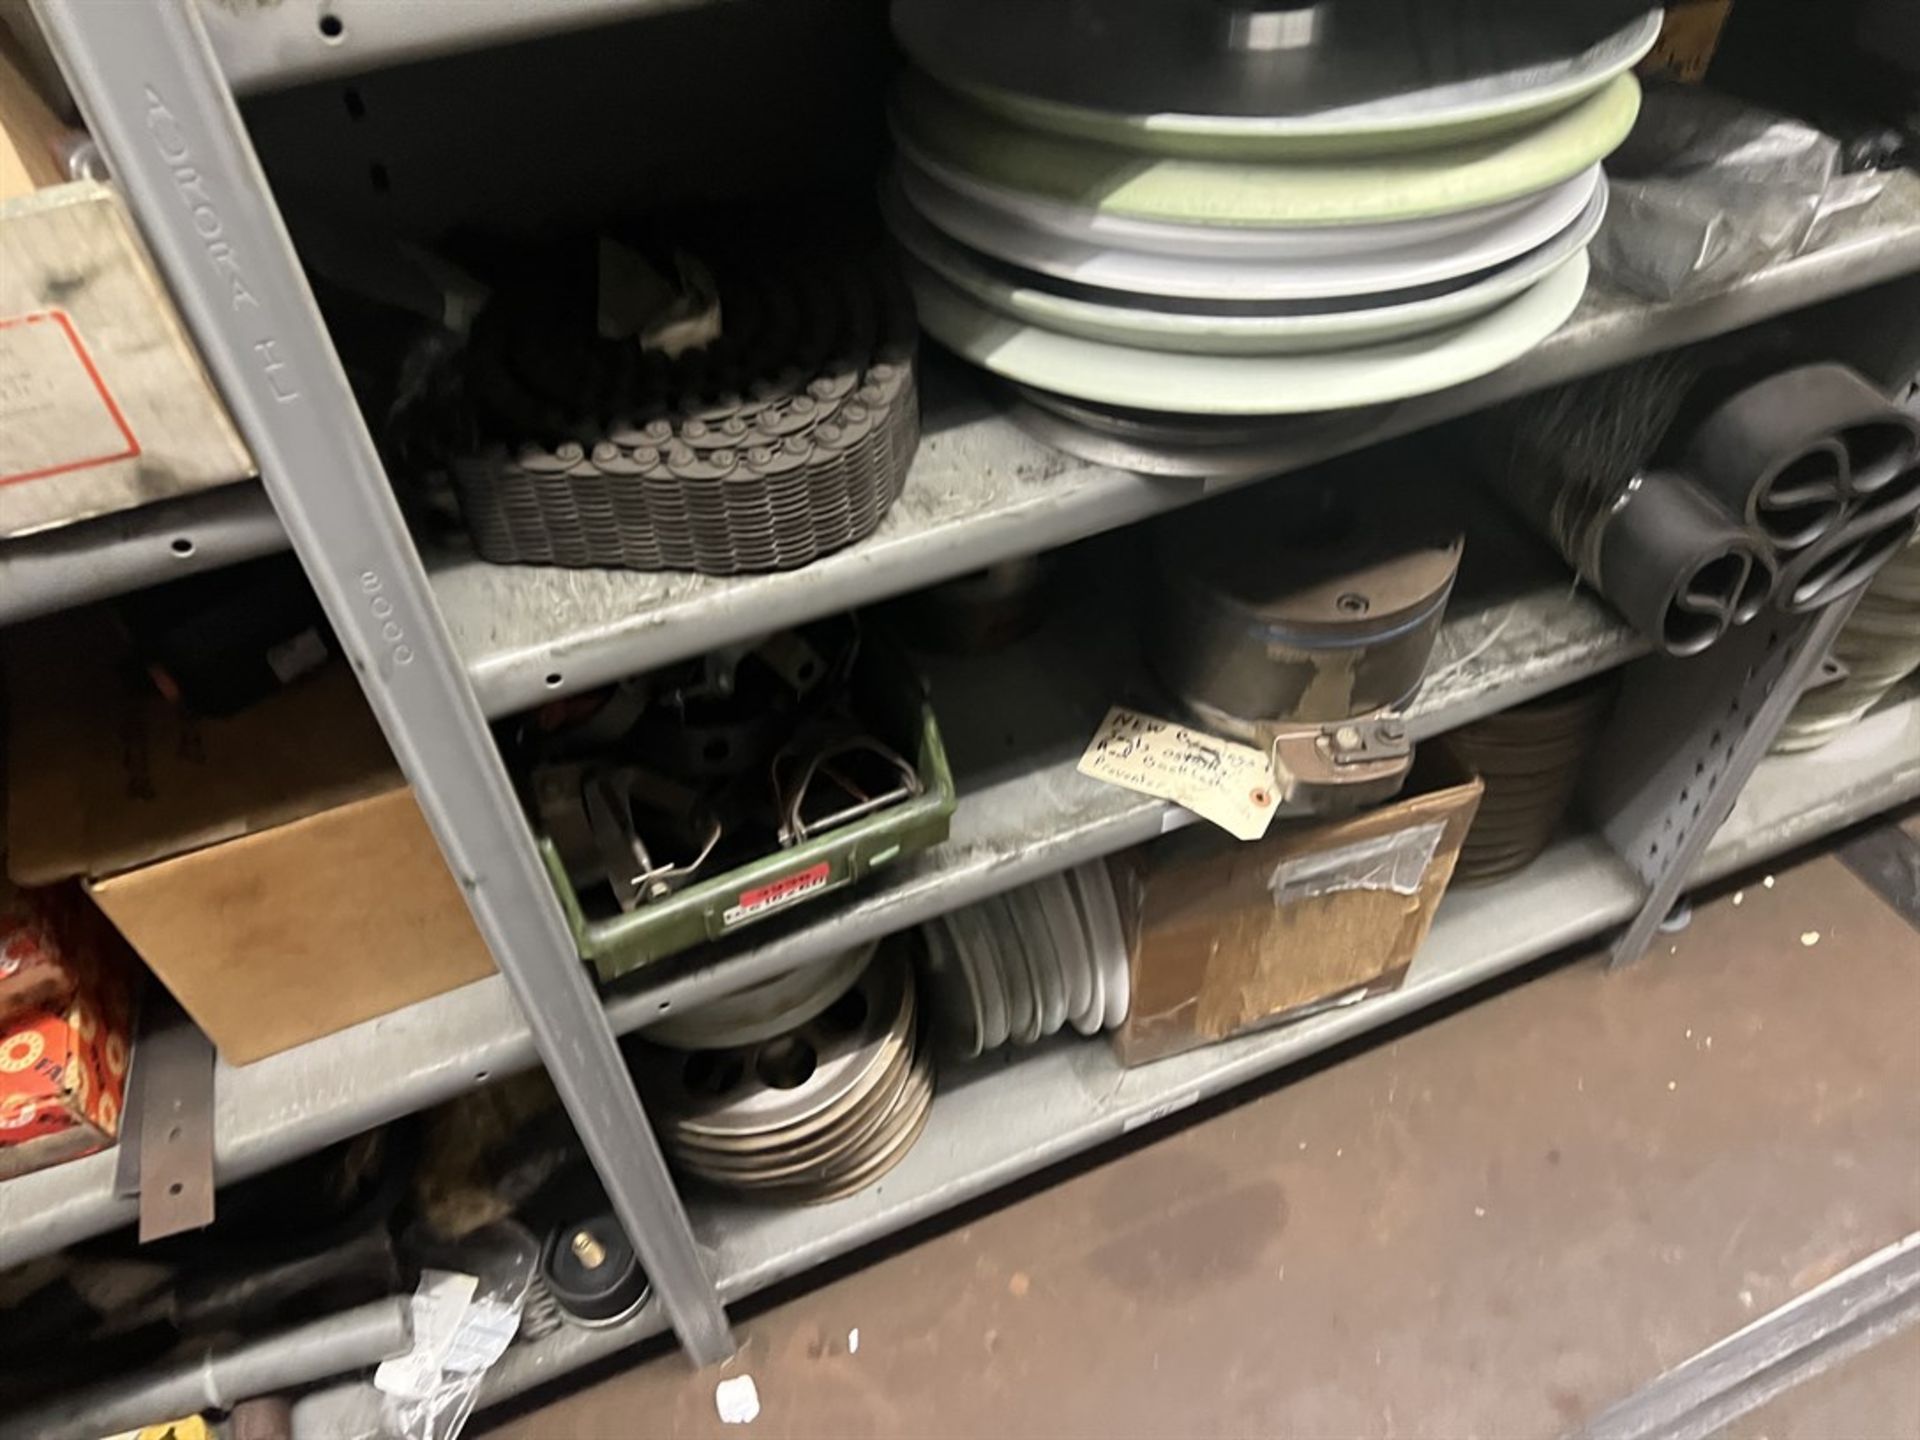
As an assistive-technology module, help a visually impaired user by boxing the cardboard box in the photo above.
[6,619,496,1065]
[1111,752,1483,1068]
[0,180,254,539]
[0,895,134,1180]
[0,878,69,1024]
[0,27,68,204]
[0,878,111,1026]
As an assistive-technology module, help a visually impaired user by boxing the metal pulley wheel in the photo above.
[922,862,1130,1057]
[634,952,934,1203]
[1146,474,1460,800]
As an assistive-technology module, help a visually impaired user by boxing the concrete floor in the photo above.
[485,822,1920,1440]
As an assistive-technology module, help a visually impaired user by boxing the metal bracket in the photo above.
[1585,598,1861,967]
[124,993,217,1242]
[1266,711,1412,808]
[32,0,731,1364]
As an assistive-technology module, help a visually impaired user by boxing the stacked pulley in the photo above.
[632,945,933,1203]
[885,0,1656,440]
[1440,680,1614,882]
[441,242,920,576]
[1776,532,1920,752]
[920,864,1131,1057]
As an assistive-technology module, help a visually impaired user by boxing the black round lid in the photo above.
[541,1212,650,1326]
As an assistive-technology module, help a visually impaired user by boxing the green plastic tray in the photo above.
[541,697,955,985]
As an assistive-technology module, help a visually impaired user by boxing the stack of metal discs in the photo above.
[1442,680,1614,882]
[632,948,932,1202]
[920,863,1130,1057]
[446,249,919,575]
[885,0,1656,441]
[1776,532,1920,752]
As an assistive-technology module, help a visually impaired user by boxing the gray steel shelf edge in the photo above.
[437,172,1920,719]
[195,0,717,95]
[0,578,1634,1268]
[0,482,282,626]
[31,0,730,1363]
[295,690,1920,1437]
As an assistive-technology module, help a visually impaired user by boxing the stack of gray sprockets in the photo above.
[446,250,920,576]
[632,947,933,1203]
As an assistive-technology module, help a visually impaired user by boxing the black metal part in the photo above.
[1592,470,1776,657]
[1680,364,1915,549]
[1837,819,1920,931]
[1775,482,1920,613]
[901,557,1054,654]
[540,1211,651,1328]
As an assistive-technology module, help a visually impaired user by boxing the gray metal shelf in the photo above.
[433,171,1920,720]
[12,177,1914,675]
[293,688,1920,1438]
[0,557,1637,1268]
[0,483,282,626]
[195,0,709,95]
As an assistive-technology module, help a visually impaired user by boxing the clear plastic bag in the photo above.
[1595,84,1887,302]
[377,1223,540,1440]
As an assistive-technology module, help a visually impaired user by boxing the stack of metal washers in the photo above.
[445,251,920,575]
[883,0,1654,441]
[1776,531,1920,752]
[632,947,933,1203]
[920,863,1131,1057]
[1440,679,1614,882]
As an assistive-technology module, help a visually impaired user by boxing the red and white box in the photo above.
[0,884,134,1180]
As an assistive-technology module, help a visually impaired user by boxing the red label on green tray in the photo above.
[724,863,831,927]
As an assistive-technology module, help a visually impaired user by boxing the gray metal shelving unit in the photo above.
[432,174,1920,717]
[0,482,282,626]
[5,0,1920,1426]
[292,687,1920,1436]
[0,552,1642,1268]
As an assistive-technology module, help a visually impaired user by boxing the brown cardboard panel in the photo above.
[1113,756,1482,1068]
[0,29,66,202]
[88,787,496,1065]
[6,617,397,885]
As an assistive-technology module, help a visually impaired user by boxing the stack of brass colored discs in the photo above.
[633,950,932,1203]
[1443,679,1614,881]
[885,0,1656,436]
[446,247,919,576]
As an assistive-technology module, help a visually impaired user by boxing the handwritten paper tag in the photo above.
[1077,706,1279,841]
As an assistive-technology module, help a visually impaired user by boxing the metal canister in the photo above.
[1147,475,1462,743]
